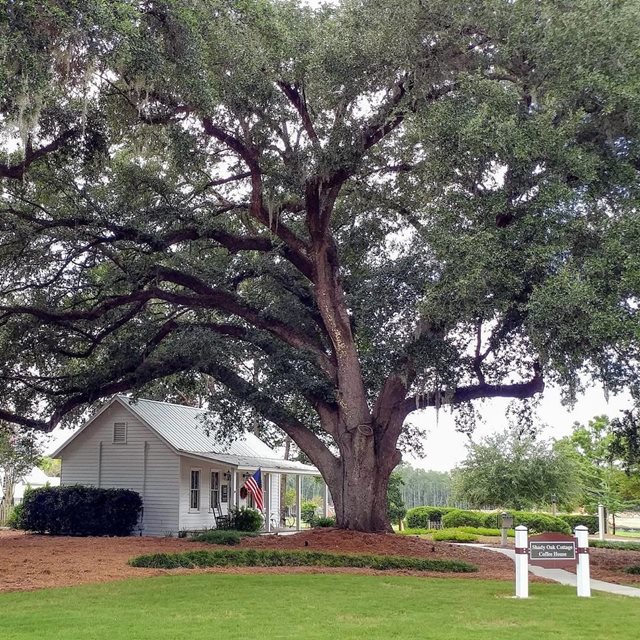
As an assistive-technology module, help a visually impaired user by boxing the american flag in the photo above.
[244,468,264,512]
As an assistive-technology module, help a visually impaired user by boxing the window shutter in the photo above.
[113,422,127,444]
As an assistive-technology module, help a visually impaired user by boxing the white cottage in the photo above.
[51,395,321,536]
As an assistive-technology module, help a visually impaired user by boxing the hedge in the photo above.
[189,530,258,545]
[129,548,478,573]
[17,485,142,536]
[458,526,515,538]
[406,506,454,528]
[591,540,640,551]
[396,527,436,536]
[442,509,485,529]
[406,506,571,534]
[481,512,501,528]
[432,529,478,543]
[557,514,599,535]
[509,511,571,534]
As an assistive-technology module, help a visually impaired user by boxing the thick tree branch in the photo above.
[201,117,258,168]
[202,117,313,276]
[153,266,335,376]
[277,81,320,146]
[201,361,339,474]
[0,129,78,180]
[402,364,545,417]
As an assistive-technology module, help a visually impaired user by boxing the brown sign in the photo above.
[529,532,578,569]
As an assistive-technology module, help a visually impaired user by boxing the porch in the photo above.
[179,451,331,533]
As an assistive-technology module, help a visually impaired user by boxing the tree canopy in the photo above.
[451,429,580,510]
[1,0,639,530]
[556,414,640,512]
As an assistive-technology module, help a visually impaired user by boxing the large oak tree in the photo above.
[1,0,639,530]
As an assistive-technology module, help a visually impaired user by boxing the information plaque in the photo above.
[528,532,579,569]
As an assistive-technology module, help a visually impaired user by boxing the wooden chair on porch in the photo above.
[214,505,232,530]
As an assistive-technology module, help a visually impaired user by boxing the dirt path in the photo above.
[1,528,636,593]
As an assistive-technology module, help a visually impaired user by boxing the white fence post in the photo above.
[575,525,591,597]
[515,525,529,598]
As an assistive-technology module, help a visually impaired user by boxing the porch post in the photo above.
[265,472,271,533]
[296,474,302,531]
[230,469,237,513]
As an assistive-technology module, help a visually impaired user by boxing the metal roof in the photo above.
[188,452,318,475]
[120,396,318,474]
[121,396,275,456]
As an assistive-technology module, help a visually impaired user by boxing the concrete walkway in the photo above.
[474,544,640,598]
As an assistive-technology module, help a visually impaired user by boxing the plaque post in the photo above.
[515,525,529,598]
[575,525,591,597]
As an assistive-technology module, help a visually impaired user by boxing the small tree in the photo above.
[387,472,407,529]
[0,423,41,524]
[452,429,580,511]
[585,471,635,535]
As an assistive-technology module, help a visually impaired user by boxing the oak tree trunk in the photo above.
[315,380,406,533]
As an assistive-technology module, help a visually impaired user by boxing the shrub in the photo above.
[509,511,571,534]
[432,529,479,543]
[18,485,142,536]
[129,548,478,573]
[396,528,436,536]
[6,503,25,529]
[482,512,501,528]
[190,530,244,545]
[457,526,515,538]
[230,507,263,532]
[405,506,454,529]
[591,540,640,551]
[312,517,336,528]
[624,565,640,574]
[442,509,485,529]
[301,501,318,525]
[557,514,599,534]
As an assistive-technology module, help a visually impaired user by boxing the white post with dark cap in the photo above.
[515,525,529,598]
[575,525,591,597]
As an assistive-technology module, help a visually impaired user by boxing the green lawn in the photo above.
[617,530,640,538]
[1,575,639,640]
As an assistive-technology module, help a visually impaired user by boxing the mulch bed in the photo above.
[0,528,637,593]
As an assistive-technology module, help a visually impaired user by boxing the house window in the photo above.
[220,485,228,503]
[210,472,220,510]
[113,422,127,444]
[190,469,201,510]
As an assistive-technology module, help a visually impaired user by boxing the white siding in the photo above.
[58,402,180,536]
[178,457,234,531]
